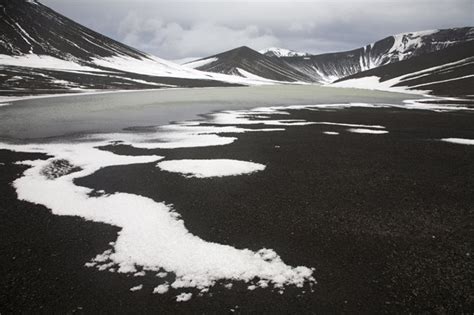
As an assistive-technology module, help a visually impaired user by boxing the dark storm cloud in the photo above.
[41,0,473,60]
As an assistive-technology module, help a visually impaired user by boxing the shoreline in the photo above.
[0,82,430,105]
[0,85,423,141]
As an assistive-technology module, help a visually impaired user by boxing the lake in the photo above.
[0,85,419,140]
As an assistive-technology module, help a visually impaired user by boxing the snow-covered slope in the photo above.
[259,47,310,58]
[332,40,474,97]
[281,27,474,84]
[0,0,273,97]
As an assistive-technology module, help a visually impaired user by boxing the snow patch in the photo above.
[153,284,170,294]
[0,54,103,72]
[347,128,389,134]
[259,47,310,57]
[441,138,474,145]
[130,284,143,292]
[176,292,192,302]
[157,159,266,178]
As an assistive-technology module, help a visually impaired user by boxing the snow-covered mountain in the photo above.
[282,28,474,83]
[188,27,474,91]
[0,0,271,97]
[1,0,472,98]
[332,40,474,97]
[185,46,313,83]
[259,47,310,58]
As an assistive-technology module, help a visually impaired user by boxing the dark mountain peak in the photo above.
[213,46,261,59]
[187,45,314,82]
[233,46,254,52]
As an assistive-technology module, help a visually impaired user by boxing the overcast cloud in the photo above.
[42,0,473,60]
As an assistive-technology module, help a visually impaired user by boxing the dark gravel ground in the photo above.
[0,107,473,313]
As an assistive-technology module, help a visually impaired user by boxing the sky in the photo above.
[42,0,473,61]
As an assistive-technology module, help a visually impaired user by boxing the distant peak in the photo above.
[259,47,310,57]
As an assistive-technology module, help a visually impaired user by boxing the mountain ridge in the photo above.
[190,27,474,89]
[185,46,314,82]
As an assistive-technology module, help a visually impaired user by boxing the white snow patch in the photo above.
[331,76,427,95]
[347,128,389,134]
[157,159,266,178]
[259,47,309,57]
[130,284,143,292]
[153,284,170,294]
[314,121,385,129]
[0,54,103,72]
[176,292,193,302]
[441,138,474,145]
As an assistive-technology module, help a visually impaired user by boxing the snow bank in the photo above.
[157,159,265,178]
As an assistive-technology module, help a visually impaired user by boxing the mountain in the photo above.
[185,46,313,82]
[280,28,474,83]
[0,0,259,97]
[188,27,474,87]
[259,47,310,58]
[332,40,474,97]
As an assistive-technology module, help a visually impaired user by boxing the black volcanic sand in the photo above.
[1,107,473,313]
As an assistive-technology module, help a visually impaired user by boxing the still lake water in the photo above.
[0,85,419,140]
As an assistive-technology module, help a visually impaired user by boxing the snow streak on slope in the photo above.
[283,27,474,84]
[184,57,218,69]
[332,40,474,97]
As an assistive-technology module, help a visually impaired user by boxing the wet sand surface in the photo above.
[1,105,473,313]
